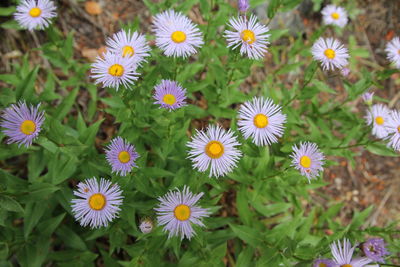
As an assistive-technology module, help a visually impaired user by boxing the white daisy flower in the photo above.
[14,0,57,31]
[154,186,210,240]
[311,37,349,71]
[106,30,151,66]
[187,125,242,178]
[330,239,372,267]
[321,5,348,28]
[290,142,325,181]
[238,97,287,146]
[385,109,400,151]
[365,104,391,139]
[91,52,139,90]
[152,10,204,58]
[385,37,400,69]
[71,177,123,228]
[224,14,270,60]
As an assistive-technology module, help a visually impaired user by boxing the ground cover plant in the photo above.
[0,0,399,266]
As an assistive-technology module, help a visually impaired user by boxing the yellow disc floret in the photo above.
[29,7,42,18]
[375,116,384,125]
[241,29,256,44]
[174,204,191,221]
[331,12,340,20]
[341,265,353,267]
[171,31,187,43]
[300,155,312,168]
[163,94,176,105]
[108,64,124,77]
[118,151,131,163]
[89,193,106,210]
[20,120,36,135]
[253,114,269,128]
[324,48,336,59]
[122,46,135,57]
[205,141,224,159]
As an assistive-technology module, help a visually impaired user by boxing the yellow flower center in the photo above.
[300,155,312,168]
[88,193,106,210]
[205,140,224,159]
[331,12,340,20]
[375,116,384,125]
[241,29,256,44]
[341,265,353,267]
[397,126,400,133]
[118,151,131,163]
[108,64,124,77]
[162,94,176,105]
[171,31,186,43]
[253,114,269,128]
[122,46,135,57]
[324,48,336,59]
[20,120,36,135]
[398,49,400,55]
[29,7,42,18]
[174,204,191,221]
[319,263,327,267]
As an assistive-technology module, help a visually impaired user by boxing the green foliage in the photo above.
[0,0,399,266]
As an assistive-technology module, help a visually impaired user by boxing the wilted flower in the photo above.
[71,177,123,228]
[1,101,45,147]
[238,97,286,146]
[187,125,242,177]
[155,186,209,240]
[14,0,57,30]
[152,10,203,58]
[139,218,154,234]
[311,38,349,71]
[362,238,390,263]
[224,14,270,60]
[362,91,374,105]
[237,0,249,13]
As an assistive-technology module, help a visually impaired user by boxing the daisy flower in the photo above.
[313,259,336,267]
[362,238,390,263]
[330,239,372,267]
[385,37,400,69]
[139,218,154,234]
[187,125,242,178]
[321,5,348,28]
[152,10,203,58]
[91,51,138,90]
[290,142,325,181]
[1,101,45,147]
[106,30,151,66]
[14,0,57,31]
[105,137,139,176]
[311,38,349,71]
[238,97,286,146]
[154,186,209,240]
[153,79,187,110]
[365,104,391,139]
[362,91,374,105]
[224,14,270,60]
[71,177,123,228]
[385,110,400,151]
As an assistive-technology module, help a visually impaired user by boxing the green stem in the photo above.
[329,139,379,150]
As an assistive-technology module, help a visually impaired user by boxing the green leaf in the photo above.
[0,195,24,213]
[229,224,263,247]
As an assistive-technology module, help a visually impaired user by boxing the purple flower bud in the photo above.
[238,0,249,12]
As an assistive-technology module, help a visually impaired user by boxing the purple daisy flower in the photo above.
[71,177,123,228]
[153,80,187,110]
[155,186,210,240]
[386,109,400,151]
[290,142,325,181]
[14,0,57,31]
[105,137,139,176]
[362,238,390,263]
[365,104,391,139]
[313,259,337,267]
[1,101,45,147]
[330,239,372,267]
